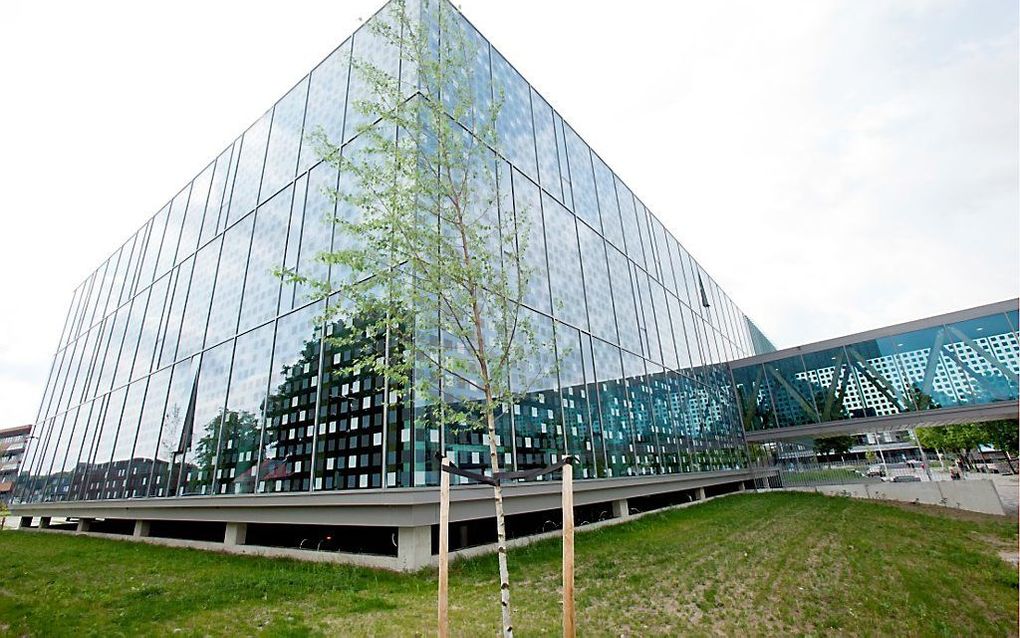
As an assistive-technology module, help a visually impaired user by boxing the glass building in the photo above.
[15,0,773,507]
[12,2,1015,564]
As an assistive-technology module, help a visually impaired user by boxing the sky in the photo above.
[0,0,1016,427]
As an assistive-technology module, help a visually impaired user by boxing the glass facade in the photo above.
[732,310,1020,433]
[16,0,771,504]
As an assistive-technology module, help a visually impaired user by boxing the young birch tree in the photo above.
[286,1,550,635]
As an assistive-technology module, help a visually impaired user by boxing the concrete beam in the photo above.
[10,469,754,528]
[396,525,431,571]
[224,522,247,546]
[743,402,1018,443]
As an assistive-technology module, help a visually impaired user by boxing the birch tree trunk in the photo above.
[485,406,513,638]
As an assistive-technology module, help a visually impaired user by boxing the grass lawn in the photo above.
[0,492,1016,637]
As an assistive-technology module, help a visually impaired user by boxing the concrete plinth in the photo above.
[396,525,431,571]
[76,518,93,532]
[224,522,247,546]
[133,520,151,538]
[612,498,630,519]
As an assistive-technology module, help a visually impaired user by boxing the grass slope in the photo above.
[0,492,1015,637]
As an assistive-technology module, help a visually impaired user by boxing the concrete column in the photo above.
[18,516,33,529]
[696,487,706,501]
[396,525,432,571]
[39,516,51,528]
[611,498,630,519]
[458,525,469,549]
[224,522,247,546]
[738,483,747,492]
[133,520,151,538]
[76,518,93,533]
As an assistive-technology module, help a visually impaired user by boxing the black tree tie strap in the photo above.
[436,453,575,486]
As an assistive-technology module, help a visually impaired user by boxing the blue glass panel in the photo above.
[82,387,126,499]
[764,355,818,427]
[205,216,254,347]
[226,112,272,226]
[491,50,537,180]
[63,399,104,501]
[615,177,646,270]
[39,407,80,501]
[650,282,677,370]
[280,174,308,313]
[299,41,351,173]
[178,236,223,356]
[293,163,337,304]
[199,146,234,248]
[513,169,551,313]
[606,245,642,356]
[531,89,561,202]
[215,322,274,494]
[346,10,403,143]
[510,309,562,473]
[667,295,693,371]
[542,193,587,331]
[111,295,143,389]
[238,187,292,333]
[259,302,323,493]
[634,270,661,364]
[152,358,198,497]
[801,347,858,422]
[104,379,147,499]
[554,322,598,478]
[131,274,170,382]
[157,259,194,369]
[155,187,189,279]
[941,314,1018,404]
[137,204,169,288]
[592,155,624,250]
[577,222,616,344]
[178,341,232,496]
[623,351,657,476]
[562,125,600,232]
[179,164,213,260]
[593,338,630,477]
[262,77,308,202]
[126,366,171,497]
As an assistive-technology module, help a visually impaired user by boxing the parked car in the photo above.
[890,475,921,483]
[865,465,886,477]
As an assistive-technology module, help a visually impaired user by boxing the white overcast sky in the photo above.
[0,0,1016,426]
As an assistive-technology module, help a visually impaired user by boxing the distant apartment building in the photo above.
[1,425,32,503]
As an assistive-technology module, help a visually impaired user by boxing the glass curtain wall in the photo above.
[16,0,768,503]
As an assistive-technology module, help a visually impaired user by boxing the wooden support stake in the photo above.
[562,461,575,638]
[438,456,450,638]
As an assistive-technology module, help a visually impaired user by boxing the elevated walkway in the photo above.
[730,299,1018,442]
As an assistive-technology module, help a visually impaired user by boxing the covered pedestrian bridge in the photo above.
[729,299,1019,443]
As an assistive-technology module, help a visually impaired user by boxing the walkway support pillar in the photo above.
[224,522,247,546]
[397,525,431,571]
[611,498,630,519]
